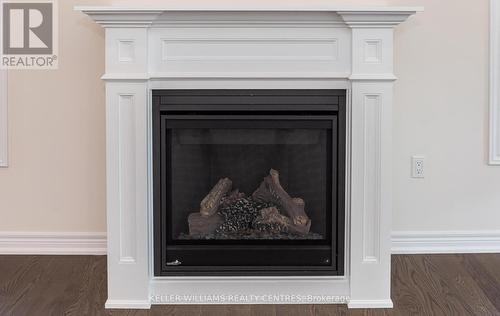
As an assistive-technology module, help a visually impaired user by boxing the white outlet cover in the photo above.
[411,156,425,178]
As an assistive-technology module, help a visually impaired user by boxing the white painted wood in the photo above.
[147,23,351,78]
[148,78,350,90]
[350,28,394,77]
[106,82,149,303]
[118,40,135,63]
[151,11,346,28]
[392,231,500,254]
[75,5,423,14]
[364,40,382,64]
[348,300,393,309]
[349,81,393,308]
[106,28,148,75]
[361,94,382,263]
[344,13,396,309]
[105,300,151,309]
[77,5,420,309]
[0,232,107,255]
[0,70,7,167]
[490,0,500,165]
[117,94,137,263]
[161,38,339,62]
[104,72,353,80]
[337,10,420,27]
[150,277,349,304]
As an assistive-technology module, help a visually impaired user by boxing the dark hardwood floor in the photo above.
[1,254,500,315]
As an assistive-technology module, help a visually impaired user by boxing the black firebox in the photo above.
[153,90,346,276]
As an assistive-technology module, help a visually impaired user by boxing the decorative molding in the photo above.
[391,231,500,254]
[364,40,382,64]
[148,78,349,91]
[106,82,150,304]
[148,22,350,78]
[102,72,354,81]
[0,232,107,255]
[118,40,135,62]
[117,94,137,264]
[160,38,339,62]
[76,6,423,29]
[490,0,500,164]
[362,94,382,263]
[337,10,421,28]
[0,70,7,167]
[75,5,424,13]
[348,73,397,81]
[101,73,150,81]
[75,9,164,28]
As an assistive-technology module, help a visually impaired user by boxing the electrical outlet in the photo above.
[411,156,425,178]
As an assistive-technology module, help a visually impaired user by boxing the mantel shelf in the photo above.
[75,5,423,12]
[75,5,423,28]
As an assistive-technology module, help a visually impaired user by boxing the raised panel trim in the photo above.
[0,70,7,167]
[362,94,382,263]
[118,94,137,264]
[364,39,382,64]
[161,37,339,62]
[490,0,500,164]
[118,40,135,62]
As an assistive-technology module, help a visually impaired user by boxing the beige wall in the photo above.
[391,0,500,231]
[0,0,499,233]
[0,0,107,232]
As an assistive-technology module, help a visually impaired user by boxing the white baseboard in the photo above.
[1,230,499,256]
[348,299,393,309]
[0,232,107,255]
[391,231,500,254]
[105,299,151,309]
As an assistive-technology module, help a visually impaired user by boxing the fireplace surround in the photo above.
[77,3,422,309]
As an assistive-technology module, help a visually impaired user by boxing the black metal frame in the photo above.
[153,90,346,276]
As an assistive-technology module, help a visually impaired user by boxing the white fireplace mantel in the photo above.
[77,4,421,310]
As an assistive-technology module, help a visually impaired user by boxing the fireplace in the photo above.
[78,4,421,309]
[153,90,346,275]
